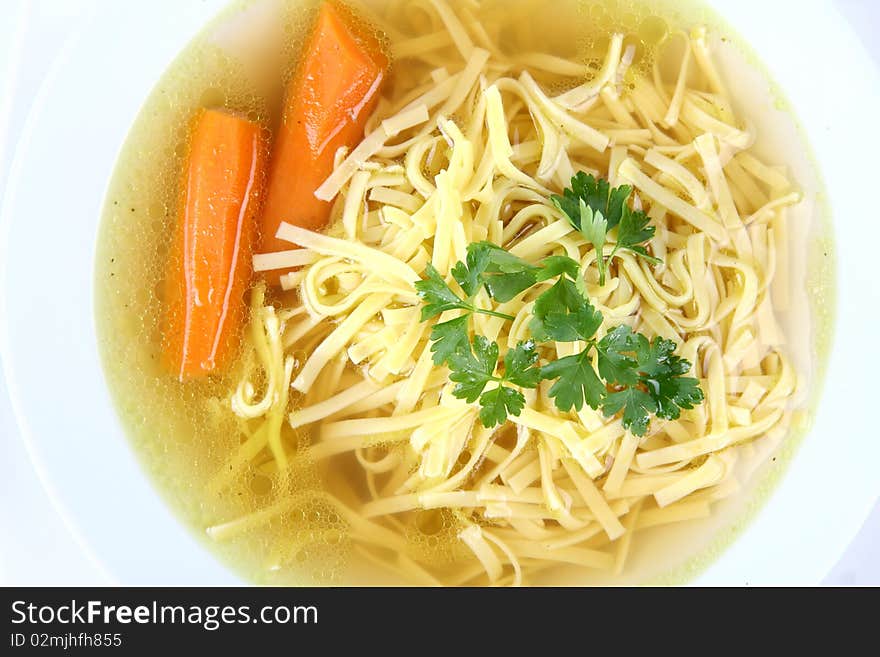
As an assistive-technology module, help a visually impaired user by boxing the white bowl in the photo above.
[2,0,879,585]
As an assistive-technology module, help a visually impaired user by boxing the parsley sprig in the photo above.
[447,338,541,428]
[415,263,516,322]
[534,317,704,435]
[413,175,703,434]
[415,242,547,324]
[551,172,662,285]
[596,326,705,435]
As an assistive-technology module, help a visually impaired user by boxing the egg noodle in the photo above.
[207,0,803,586]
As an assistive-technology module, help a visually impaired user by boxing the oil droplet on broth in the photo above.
[639,14,669,45]
[415,509,445,536]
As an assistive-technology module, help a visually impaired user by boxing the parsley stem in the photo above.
[473,308,516,321]
[598,245,621,286]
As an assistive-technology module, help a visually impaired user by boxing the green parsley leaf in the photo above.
[472,242,540,275]
[551,172,608,229]
[540,350,605,412]
[446,336,540,427]
[596,325,642,385]
[577,201,608,255]
[594,328,704,435]
[601,387,656,436]
[631,336,704,421]
[551,172,632,231]
[536,254,589,298]
[616,205,658,256]
[605,184,634,230]
[417,255,516,322]
[577,201,609,284]
[553,173,662,284]
[635,336,688,378]
[550,186,586,232]
[530,278,603,343]
[415,264,471,321]
[428,315,470,366]
[653,375,704,420]
[483,272,537,303]
[469,241,542,303]
[448,335,499,403]
[471,334,501,375]
[451,244,492,298]
[536,255,582,282]
[502,340,542,388]
[478,386,526,428]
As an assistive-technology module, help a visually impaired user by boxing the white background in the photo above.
[0,0,878,586]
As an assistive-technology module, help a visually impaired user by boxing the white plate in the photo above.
[2,0,879,585]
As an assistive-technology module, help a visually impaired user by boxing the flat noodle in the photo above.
[212,3,807,587]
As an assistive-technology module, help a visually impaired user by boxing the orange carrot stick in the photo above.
[259,1,388,259]
[162,109,267,380]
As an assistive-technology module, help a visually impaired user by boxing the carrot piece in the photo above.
[259,1,388,258]
[162,108,267,381]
